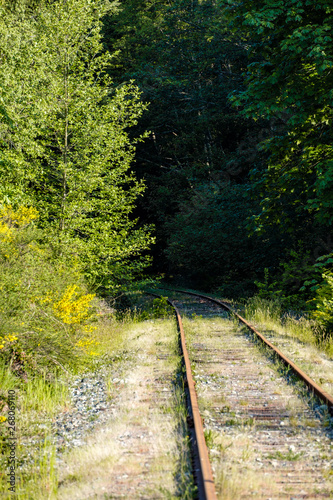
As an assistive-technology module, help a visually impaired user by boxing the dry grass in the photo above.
[0,303,126,500]
[244,299,333,395]
[1,309,192,499]
[57,318,193,499]
[183,314,333,500]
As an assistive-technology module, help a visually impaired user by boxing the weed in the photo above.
[241,444,253,461]
[22,376,70,416]
[225,418,238,426]
[244,296,333,357]
[239,400,248,406]
[267,450,304,461]
[204,428,215,448]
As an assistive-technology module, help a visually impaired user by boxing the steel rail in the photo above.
[170,288,333,416]
[148,292,217,500]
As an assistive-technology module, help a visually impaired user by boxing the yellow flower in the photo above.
[76,337,99,355]
[0,205,38,242]
[53,285,95,325]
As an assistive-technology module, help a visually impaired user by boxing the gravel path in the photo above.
[57,319,192,499]
[54,369,123,452]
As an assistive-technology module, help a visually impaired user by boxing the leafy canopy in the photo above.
[225,0,333,230]
[0,0,153,292]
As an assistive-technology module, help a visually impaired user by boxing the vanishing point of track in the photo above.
[152,288,333,499]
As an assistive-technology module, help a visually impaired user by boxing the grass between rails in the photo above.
[162,287,333,395]
[155,286,333,357]
[182,315,269,499]
[182,314,333,499]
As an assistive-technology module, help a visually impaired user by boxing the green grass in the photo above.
[267,450,305,461]
[0,387,60,500]
[244,296,333,356]
[21,376,70,415]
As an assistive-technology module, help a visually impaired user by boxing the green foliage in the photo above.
[312,270,333,332]
[115,294,173,321]
[0,206,98,376]
[255,247,322,309]
[225,0,333,231]
[103,0,270,280]
[0,0,153,293]
[150,296,173,319]
[165,183,284,291]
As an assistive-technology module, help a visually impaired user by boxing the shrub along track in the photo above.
[155,289,333,499]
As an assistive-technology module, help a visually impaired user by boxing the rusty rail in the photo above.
[171,288,333,416]
[149,292,217,500]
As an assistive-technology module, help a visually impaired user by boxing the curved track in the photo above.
[151,288,333,499]
[173,289,333,416]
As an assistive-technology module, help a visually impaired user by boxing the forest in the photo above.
[0,0,333,372]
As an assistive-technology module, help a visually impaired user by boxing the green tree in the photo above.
[103,0,275,283]
[0,0,153,292]
[219,0,333,306]
[165,182,285,293]
[225,0,333,231]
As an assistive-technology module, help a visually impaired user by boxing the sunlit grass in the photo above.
[243,296,333,396]
[0,362,17,393]
[244,296,333,355]
[0,377,63,499]
[57,318,194,499]
[0,300,128,500]
[21,376,70,415]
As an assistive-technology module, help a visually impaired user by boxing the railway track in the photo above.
[153,289,333,499]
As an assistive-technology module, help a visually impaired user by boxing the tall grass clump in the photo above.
[244,296,333,355]
[244,296,282,326]
[0,205,99,378]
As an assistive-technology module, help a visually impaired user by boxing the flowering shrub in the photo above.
[0,206,38,242]
[53,285,95,325]
[0,205,38,228]
[76,337,99,356]
[0,334,18,351]
[0,205,98,376]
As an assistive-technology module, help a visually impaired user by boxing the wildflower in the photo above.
[53,285,95,325]
[76,337,99,355]
[0,205,38,243]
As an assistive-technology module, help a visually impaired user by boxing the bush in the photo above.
[311,272,333,333]
[0,206,98,377]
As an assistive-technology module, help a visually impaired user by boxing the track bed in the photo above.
[171,292,333,499]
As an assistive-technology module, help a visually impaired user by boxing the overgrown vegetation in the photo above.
[0,206,98,377]
[102,0,333,336]
[0,2,154,495]
[0,294,129,499]
[0,0,153,296]
[244,296,333,358]
[0,0,155,382]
